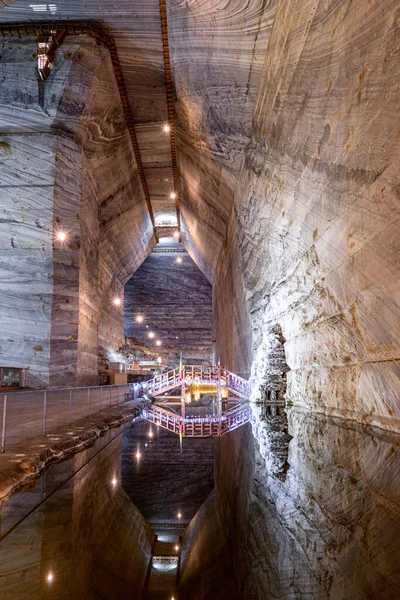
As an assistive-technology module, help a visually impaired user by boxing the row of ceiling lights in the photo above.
[53,123,180,245]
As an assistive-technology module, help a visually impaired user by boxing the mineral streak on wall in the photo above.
[124,252,213,362]
[0,34,154,387]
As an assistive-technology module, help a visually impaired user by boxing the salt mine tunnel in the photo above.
[0,0,399,598]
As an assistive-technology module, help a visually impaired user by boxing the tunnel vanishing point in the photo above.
[0,1,400,599]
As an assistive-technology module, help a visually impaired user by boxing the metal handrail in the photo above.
[0,382,138,453]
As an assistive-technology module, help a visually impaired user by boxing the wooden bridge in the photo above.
[142,365,250,400]
[138,365,251,438]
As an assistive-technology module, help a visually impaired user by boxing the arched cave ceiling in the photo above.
[0,0,271,282]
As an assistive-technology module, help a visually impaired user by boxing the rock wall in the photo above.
[168,0,273,280]
[214,0,400,431]
[124,252,212,362]
[0,34,154,387]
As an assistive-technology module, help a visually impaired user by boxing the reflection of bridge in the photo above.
[141,404,252,437]
[138,365,251,438]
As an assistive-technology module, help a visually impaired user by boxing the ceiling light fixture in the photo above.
[163,123,171,133]
[136,315,144,323]
[148,331,155,339]
[156,340,162,346]
[170,191,176,199]
[176,257,182,264]
[55,230,67,242]
[113,297,121,306]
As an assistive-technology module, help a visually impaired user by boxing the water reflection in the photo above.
[249,408,400,599]
[1,410,400,599]
[0,426,153,600]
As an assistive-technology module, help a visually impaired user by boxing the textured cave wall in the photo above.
[213,0,400,430]
[0,34,154,387]
[180,490,240,600]
[168,0,273,281]
[124,252,212,362]
[213,210,253,377]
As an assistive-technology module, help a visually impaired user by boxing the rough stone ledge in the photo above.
[0,401,141,503]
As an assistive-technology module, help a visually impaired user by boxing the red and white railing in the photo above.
[141,404,252,438]
[142,365,250,399]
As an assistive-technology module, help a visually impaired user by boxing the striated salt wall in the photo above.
[0,34,154,387]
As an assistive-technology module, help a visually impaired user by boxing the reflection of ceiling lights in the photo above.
[46,572,54,584]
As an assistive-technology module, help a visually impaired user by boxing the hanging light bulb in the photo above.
[170,191,176,199]
[156,340,162,346]
[173,231,180,238]
[148,331,155,339]
[163,123,171,133]
[136,315,144,323]
[176,257,182,264]
[113,297,121,306]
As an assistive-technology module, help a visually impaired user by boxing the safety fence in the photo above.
[145,365,251,399]
[0,383,137,452]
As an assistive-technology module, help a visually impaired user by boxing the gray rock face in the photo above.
[213,0,400,431]
[0,34,154,387]
[124,251,213,361]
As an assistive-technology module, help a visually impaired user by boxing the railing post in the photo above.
[100,386,103,411]
[117,386,120,406]
[69,389,73,425]
[43,391,47,435]
[1,395,7,453]
[110,386,112,407]
[87,387,90,418]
